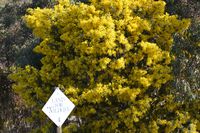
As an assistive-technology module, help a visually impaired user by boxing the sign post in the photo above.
[42,87,75,133]
[57,126,62,133]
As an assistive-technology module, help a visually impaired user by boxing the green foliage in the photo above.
[165,0,200,130]
[9,0,199,132]
[0,0,58,68]
[0,0,56,132]
[0,2,41,68]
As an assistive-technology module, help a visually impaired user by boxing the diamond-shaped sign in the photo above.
[42,87,75,127]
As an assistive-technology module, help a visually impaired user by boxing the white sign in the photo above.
[42,87,75,127]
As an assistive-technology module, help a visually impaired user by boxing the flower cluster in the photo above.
[9,0,196,132]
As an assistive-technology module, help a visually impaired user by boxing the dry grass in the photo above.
[0,0,9,4]
[0,0,10,7]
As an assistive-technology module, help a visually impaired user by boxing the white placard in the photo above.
[42,87,75,127]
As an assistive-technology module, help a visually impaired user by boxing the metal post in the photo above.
[57,126,62,133]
